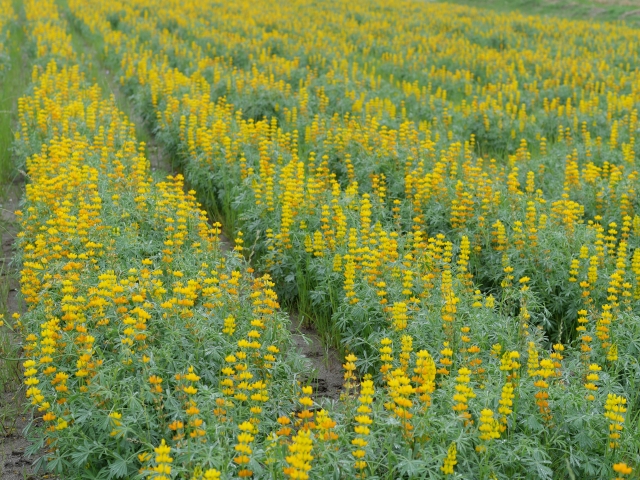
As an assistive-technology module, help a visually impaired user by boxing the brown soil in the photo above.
[1,183,20,315]
[1,180,43,480]
[0,408,38,480]
[290,313,343,399]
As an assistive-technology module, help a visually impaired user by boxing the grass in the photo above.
[442,0,640,25]
[0,0,28,193]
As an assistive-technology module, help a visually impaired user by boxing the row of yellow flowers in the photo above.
[15,1,333,479]
[10,0,640,477]
[73,0,640,354]
[60,0,640,478]
[78,0,640,319]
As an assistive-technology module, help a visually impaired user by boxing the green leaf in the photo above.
[108,453,129,479]
[71,440,100,467]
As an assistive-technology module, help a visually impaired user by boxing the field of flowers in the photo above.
[3,0,640,478]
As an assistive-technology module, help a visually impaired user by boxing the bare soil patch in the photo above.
[0,179,43,480]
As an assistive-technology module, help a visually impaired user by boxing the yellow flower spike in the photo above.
[441,442,457,475]
[203,469,221,479]
[477,408,500,446]
[183,385,198,395]
[284,429,314,480]
[604,394,627,449]
[413,350,436,409]
[613,462,633,479]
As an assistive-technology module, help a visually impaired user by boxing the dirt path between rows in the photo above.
[0,180,41,480]
[0,0,44,475]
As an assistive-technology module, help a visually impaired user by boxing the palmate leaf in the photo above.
[523,414,544,433]
[71,439,102,467]
[574,429,595,450]
[74,407,95,425]
[24,433,46,457]
[309,288,327,305]
[530,449,553,480]
[394,456,431,478]
[108,452,131,479]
